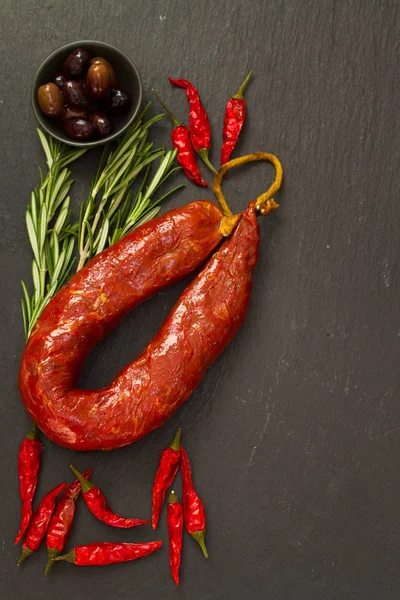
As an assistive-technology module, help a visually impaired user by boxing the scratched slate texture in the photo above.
[0,0,399,598]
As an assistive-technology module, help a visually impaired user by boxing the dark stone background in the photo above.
[1,1,399,598]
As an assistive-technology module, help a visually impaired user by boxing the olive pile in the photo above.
[37,48,131,141]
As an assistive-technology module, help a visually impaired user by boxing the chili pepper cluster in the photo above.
[153,70,253,187]
[15,426,206,585]
[15,457,159,573]
[152,429,208,585]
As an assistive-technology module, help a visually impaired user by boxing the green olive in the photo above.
[37,83,64,118]
[90,57,117,88]
[86,63,111,100]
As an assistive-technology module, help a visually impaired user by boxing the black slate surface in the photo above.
[1,1,399,598]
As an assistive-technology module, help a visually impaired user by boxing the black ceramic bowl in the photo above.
[32,41,142,147]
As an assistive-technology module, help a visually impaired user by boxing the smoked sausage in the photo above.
[19,203,258,450]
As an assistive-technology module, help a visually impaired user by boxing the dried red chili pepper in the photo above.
[70,465,149,528]
[44,468,92,575]
[15,422,42,545]
[152,89,208,187]
[17,482,67,565]
[168,77,217,175]
[167,490,183,586]
[54,540,162,566]
[181,447,208,558]
[221,70,253,166]
[152,428,181,530]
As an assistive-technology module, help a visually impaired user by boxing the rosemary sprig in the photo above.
[22,106,184,338]
[21,131,86,339]
[77,107,183,270]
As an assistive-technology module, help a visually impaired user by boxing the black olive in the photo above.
[88,111,113,137]
[53,73,65,89]
[105,89,131,115]
[64,117,95,141]
[63,80,89,109]
[62,48,90,78]
[63,107,87,120]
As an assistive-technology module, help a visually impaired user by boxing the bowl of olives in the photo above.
[32,41,142,147]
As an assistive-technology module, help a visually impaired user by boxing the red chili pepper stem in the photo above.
[69,465,94,493]
[152,89,182,128]
[197,148,218,176]
[26,420,39,440]
[16,547,33,566]
[233,69,253,100]
[170,428,181,451]
[168,490,179,504]
[54,549,76,563]
[191,530,208,559]
[44,548,60,576]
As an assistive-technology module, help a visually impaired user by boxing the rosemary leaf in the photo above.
[38,166,44,186]
[51,179,72,217]
[32,260,41,303]
[158,165,182,187]
[49,169,69,215]
[132,206,161,229]
[26,211,39,265]
[53,197,70,235]
[84,219,94,259]
[103,149,138,199]
[20,281,32,322]
[110,149,164,197]
[106,186,127,220]
[107,125,145,168]
[59,148,87,169]
[44,281,58,304]
[153,183,185,207]
[142,152,173,202]
[30,192,38,228]
[37,129,53,168]
[119,189,133,223]
[95,218,109,255]
[44,240,54,279]
[62,237,75,276]
[21,299,28,339]
[38,203,48,254]
[59,257,76,285]
[52,247,66,284]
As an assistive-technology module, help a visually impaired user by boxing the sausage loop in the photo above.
[213,152,283,234]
